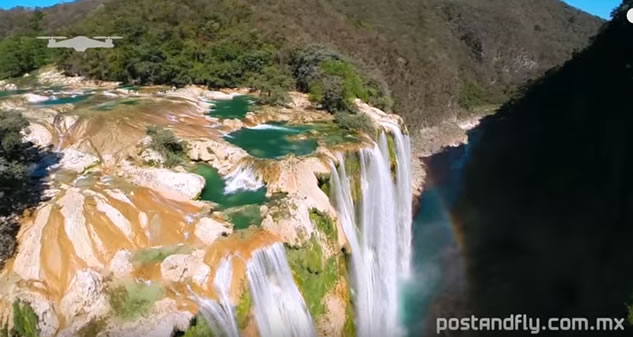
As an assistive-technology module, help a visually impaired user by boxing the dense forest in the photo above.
[0,0,604,127]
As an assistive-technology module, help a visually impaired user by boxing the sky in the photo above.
[0,0,623,19]
[0,0,74,10]
[562,0,621,19]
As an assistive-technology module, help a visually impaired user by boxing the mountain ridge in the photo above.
[0,0,605,128]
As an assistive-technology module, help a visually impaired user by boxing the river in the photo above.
[403,128,480,337]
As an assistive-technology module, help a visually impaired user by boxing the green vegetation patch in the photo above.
[458,82,493,111]
[0,36,51,79]
[285,237,340,318]
[236,287,253,330]
[108,280,165,321]
[316,173,331,197]
[77,319,106,337]
[309,208,337,243]
[385,131,398,179]
[343,297,356,337]
[293,45,391,114]
[145,125,188,168]
[308,122,363,147]
[334,111,376,136]
[183,316,215,337]
[343,152,362,206]
[131,245,191,267]
[223,204,262,230]
[12,301,39,337]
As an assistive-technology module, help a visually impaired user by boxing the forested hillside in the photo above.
[454,0,633,328]
[0,0,604,127]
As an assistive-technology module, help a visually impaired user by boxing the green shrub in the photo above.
[294,45,390,113]
[145,125,187,167]
[343,299,355,337]
[286,237,340,318]
[316,173,331,197]
[309,208,337,243]
[315,75,348,112]
[77,319,106,337]
[458,82,491,110]
[0,111,30,190]
[0,36,51,79]
[292,45,343,92]
[131,245,190,267]
[12,301,39,337]
[385,132,398,178]
[334,111,376,136]
[108,280,165,320]
[236,288,252,329]
[183,316,215,337]
[343,152,362,205]
[248,65,294,106]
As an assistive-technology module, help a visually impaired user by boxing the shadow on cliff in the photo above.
[0,144,61,269]
[449,2,633,336]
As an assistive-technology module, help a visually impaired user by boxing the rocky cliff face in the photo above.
[0,69,414,337]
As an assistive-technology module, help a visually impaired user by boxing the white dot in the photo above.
[627,8,633,24]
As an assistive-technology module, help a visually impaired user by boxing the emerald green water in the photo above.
[93,98,140,111]
[193,164,267,229]
[225,123,318,159]
[40,94,92,105]
[0,90,28,97]
[209,95,252,119]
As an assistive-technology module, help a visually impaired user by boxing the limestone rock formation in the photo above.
[122,164,205,201]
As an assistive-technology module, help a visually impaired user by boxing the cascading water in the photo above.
[330,125,412,337]
[384,122,413,279]
[246,243,317,337]
[224,164,264,193]
[192,256,240,337]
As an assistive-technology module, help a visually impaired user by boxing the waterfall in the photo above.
[330,126,412,337]
[224,164,264,194]
[246,243,316,337]
[384,122,413,279]
[192,256,240,337]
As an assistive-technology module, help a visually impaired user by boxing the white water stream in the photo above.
[246,243,317,337]
[192,256,241,337]
[330,126,412,337]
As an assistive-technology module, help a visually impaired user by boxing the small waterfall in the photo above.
[330,125,412,337]
[247,124,295,132]
[224,164,264,194]
[192,257,240,337]
[246,243,316,337]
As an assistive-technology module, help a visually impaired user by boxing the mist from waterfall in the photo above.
[330,126,412,337]
[191,256,241,337]
[246,243,317,337]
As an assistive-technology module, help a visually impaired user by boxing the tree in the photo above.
[0,37,51,79]
[248,65,294,105]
